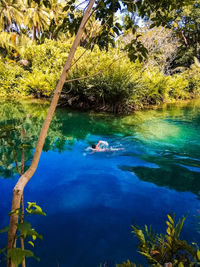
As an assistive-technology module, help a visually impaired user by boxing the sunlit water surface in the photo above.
[0,99,200,266]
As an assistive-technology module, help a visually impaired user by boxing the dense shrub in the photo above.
[63,47,142,111]
[0,39,199,112]
[132,69,170,105]
[168,74,189,100]
[0,61,27,96]
[20,39,73,97]
[183,65,200,96]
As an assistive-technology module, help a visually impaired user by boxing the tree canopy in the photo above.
[0,0,198,63]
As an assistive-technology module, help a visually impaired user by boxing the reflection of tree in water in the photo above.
[2,98,200,180]
[0,100,128,178]
[0,125,21,178]
[120,161,200,195]
[0,123,34,178]
[0,100,72,178]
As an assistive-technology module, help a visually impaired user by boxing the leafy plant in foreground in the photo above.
[118,215,200,267]
[117,260,143,267]
[0,202,46,267]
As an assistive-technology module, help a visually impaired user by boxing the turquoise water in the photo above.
[0,99,200,266]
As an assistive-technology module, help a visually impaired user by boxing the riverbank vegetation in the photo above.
[1,37,200,113]
[0,1,200,113]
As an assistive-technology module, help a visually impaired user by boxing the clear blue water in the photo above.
[0,99,200,266]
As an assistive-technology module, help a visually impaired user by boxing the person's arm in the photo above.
[96,140,103,149]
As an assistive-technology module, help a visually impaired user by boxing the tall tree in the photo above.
[43,0,69,40]
[0,0,23,31]
[24,0,50,40]
[171,0,200,68]
[7,1,96,265]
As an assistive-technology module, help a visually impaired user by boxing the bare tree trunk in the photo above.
[32,26,36,41]
[7,1,96,266]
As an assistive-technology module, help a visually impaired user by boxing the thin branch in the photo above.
[181,31,189,46]
[146,0,170,27]
[75,0,89,10]
[66,55,126,84]
[71,13,113,69]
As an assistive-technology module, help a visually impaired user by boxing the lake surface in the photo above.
[0,99,200,266]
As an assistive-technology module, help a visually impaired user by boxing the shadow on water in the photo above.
[119,162,200,195]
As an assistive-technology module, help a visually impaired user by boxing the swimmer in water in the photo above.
[89,140,124,153]
[91,140,109,152]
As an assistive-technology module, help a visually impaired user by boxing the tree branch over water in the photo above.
[7,1,96,266]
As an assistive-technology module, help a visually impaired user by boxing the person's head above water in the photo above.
[92,144,96,149]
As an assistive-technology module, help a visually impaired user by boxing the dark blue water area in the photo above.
[0,101,200,266]
[1,141,200,267]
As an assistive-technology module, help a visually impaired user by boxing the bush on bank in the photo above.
[0,39,199,113]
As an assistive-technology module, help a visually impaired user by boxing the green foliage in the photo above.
[7,248,35,267]
[0,226,9,234]
[170,1,200,69]
[131,69,170,105]
[183,64,200,96]
[0,0,195,68]
[117,259,143,267]
[16,38,73,97]
[0,0,196,111]
[0,61,27,96]
[0,202,45,266]
[130,214,200,266]
[16,221,43,241]
[21,70,57,97]
[26,202,46,216]
[117,214,200,266]
[167,75,189,100]
[0,37,199,112]
[65,46,140,109]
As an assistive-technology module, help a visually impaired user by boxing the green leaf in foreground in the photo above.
[16,221,31,238]
[26,202,46,216]
[7,248,34,267]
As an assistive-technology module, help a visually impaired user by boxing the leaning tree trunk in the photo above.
[7,0,96,266]
[20,127,26,267]
[20,146,25,267]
